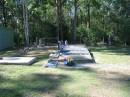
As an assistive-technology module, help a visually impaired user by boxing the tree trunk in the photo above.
[1,0,7,27]
[73,0,78,43]
[22,0,29,47]
[56,0,64,41]
[87,3,90,28]
[108,34,112,45]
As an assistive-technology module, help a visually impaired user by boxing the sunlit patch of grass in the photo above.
[0,50,18,57]
[91,46,130,64]
[0,48,130,97]
[0,64,99,97]
[0,65,130,97]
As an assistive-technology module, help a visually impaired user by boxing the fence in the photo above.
[0,27,14,50]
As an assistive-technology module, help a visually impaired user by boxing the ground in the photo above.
[91,46,130,64]
[0,46,130,97]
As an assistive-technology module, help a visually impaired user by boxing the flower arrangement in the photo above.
[66,57,75,66]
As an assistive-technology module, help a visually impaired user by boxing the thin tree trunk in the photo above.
[56,0,60,41]
[87,3,90,28]
[2,0,7,27]
[59,1,63,40]
[108,34,112,45]
[22,0,29,47]
[56,0,65,41]
[73,0,78,43]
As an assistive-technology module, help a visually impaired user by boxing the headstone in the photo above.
[39,38,42,46]
[65,40,68,46]
[36,37,38,45]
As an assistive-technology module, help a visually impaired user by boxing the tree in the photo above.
[73,0,79,43]
[0,0,7,27]
[2,0,130,46]
[55,0,66,41]
[22,0,29,46]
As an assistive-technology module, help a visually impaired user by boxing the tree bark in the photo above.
[1,0,7,27]
[56,0,65,41]
[73,0,78,43]
[87,2,90,28]
[22,0,29,47]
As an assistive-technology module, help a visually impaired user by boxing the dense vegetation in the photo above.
[0,0,130,47]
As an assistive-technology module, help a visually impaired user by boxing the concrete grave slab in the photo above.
[62,45,92,61]
[0,57,36,65]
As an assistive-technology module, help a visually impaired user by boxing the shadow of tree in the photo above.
[0,73,71,97]
[0,75,23,97]
[59,67,96,73]
[60,67,130,96]
[0,74,7,83]
[92,69,130,96]
[0,88,23,97]
[16,73,70,93]
[99,71,130,84]
[56,92,84,97]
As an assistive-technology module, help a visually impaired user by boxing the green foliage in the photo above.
[0,0,130,46]
[77,24,98,45]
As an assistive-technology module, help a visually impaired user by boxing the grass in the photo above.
[0,65,98,97]
[0,50,18,57]
[0,47,130,97]
[91,46,130,64]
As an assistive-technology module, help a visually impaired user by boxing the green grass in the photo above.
[0,65,98,97]
[0,48,130,97]
[0,50,18,57]
[91,46,130,64]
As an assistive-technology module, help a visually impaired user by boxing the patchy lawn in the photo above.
[0,47,130,97]
[0,50,18,57]
[91,46,130,64]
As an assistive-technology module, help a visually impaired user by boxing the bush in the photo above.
[77,24,98,46]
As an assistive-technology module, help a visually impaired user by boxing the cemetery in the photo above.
[0,0,130,97]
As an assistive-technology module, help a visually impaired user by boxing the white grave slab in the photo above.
[0,57,36,65]
[62,45,93,61]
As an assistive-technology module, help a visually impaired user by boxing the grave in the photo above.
[0,57,36,65]
[45,44,95,68]
[62,45,93,61]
